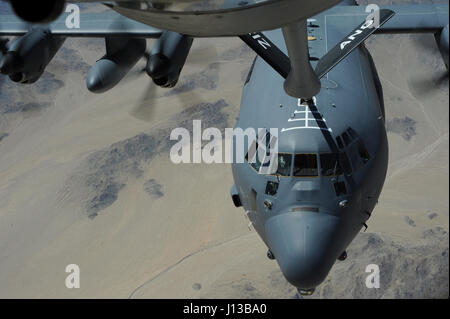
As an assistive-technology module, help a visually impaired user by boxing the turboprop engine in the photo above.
[86,31,193,93]
[0,27,65,83]
[86,37,147,93]
[145,31,193,88]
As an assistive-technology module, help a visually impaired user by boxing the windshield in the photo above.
[248,151,353,177]
[320,153,344,176]
[247,151,292,176]
[293,154,318,177]
[276,153,292,176]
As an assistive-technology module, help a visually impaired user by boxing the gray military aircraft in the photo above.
[0,0,448,296]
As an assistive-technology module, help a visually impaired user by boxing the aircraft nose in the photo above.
[265,211,340,289]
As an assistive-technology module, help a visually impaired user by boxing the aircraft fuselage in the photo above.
[231,12,389,290]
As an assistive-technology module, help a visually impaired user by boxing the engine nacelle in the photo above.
[86,38,147,93]
[0,27,65,83]
[10,0,66,24]
[146,31,193,88]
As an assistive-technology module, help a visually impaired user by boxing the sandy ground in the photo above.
[0,1,448,298]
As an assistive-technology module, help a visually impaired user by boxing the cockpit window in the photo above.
[245,142,262,171]
[265,181,279,196]
[339,152,352,175]
[320,153,353,176]
[334,181,347,196]
[245,130,275,173]
[348,146,361,171]
[276,153,292,176]
[336,136,344,149]
[294,154,318,177]
[358,140,370,163]
[342,131,351,146]
[347,127,357,139]
[348,140,370,171]
[320,153,343,176]
[245,142,292,176]
[250,153,263,171]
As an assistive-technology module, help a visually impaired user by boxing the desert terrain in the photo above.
[0,0,448,298]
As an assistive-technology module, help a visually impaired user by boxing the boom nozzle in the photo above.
[282,19,321,99]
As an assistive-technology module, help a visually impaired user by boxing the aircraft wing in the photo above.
[325,4,449,34]
[321,4,449,69]
[239,3,448,84]
[378,4,449,34]
[0,10,162,38]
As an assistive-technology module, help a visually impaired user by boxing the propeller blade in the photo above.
[125,65,147,81]
[185,44,218,65]
[408,69,449,97]
[413,33,440,55]
[129,80,158,122]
